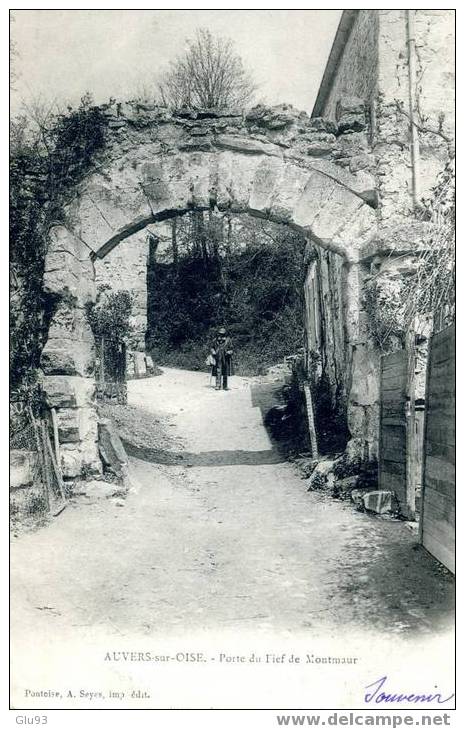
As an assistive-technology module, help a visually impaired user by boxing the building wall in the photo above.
[320,10,379,122]
[376,9,455,220]
[304,251,380,460]
[308,9,454,462]
[319,10,454,221]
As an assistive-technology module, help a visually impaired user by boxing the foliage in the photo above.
[311,374,350,455]
[157,28,256,109]
[405,161,455,330]
[362,158,455,350]
[85,286,133,382]
[10,95,108,394]
[332,452,362,480]
[362,277,410,351]
[85,286,133,343]
[147,213,305,375]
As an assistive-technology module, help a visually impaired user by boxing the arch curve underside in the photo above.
[68,149,376,263]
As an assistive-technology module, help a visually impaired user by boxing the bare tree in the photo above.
[157,28,256,109]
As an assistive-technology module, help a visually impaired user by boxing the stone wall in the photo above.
[40,226,101,479]
[94,230,149,351]
[304,248,380,459]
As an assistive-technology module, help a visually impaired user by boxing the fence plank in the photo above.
[379,349,409,516]
[420,323,455,573]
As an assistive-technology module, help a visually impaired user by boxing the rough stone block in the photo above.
[46,305,94,344]
[269,165,310,221]
[299,131,336,157]
[60,440,101,479]
[311,187,364,245]
[359,219,433,260]
[133,351,147,377]
[154,156,191,213]
[47,224,80,257]
[43,252,80,300]
[44,376,95,409]
[79,407,99,443]
[248,157,283,213]
[216,151,261,210]
[145,354,155,374]
[56,408,81,443]
[349,153,375,173]
[54,407,97,446]
[336,96,366,134]
[292,172,337,229]
[60,444,83,479]
[44,227,97,305]
[307,458,336,490]
[186,152,216,208]
[141,161,173,211]
[362,490,398,515]
[353,170,377,206]
[309,117,338,135]
[41,339,95,377]
[302,158,376,205]
[98,418,128,475]
[215,134,281,157]
[245,104,304,131]
[335,475,358,496]
[333,203,377,261]
[351,486,376,509]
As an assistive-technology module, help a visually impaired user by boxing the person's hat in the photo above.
[218,327,226,335]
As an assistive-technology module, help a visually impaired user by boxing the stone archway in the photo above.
[40,103,379,479]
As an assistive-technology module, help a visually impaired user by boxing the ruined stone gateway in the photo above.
[41,100,381,478]
[40,10,454,481]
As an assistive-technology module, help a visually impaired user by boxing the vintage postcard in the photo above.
[9,6,456,719]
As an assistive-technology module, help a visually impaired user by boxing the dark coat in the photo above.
[211,336,234,376]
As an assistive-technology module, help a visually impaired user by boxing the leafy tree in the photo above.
[157,28,256,109]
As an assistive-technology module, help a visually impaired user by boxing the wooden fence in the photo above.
[420,324,455,573]
[379,349,409,517]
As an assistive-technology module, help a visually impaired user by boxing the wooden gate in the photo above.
[420,324,455,573]
[379,349,410,518]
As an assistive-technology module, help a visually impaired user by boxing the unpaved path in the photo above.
[11,368,453,643]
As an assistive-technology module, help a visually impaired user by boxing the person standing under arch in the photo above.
[211,327,234,390]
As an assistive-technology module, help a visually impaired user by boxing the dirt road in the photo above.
[10,368,454,707]
[11,367,453,637]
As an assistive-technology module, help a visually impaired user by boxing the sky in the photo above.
[11,9,341,114]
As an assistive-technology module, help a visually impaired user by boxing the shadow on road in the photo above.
[122,439,284,467]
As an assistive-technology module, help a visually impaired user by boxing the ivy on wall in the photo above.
[10,94,108,394]
[362,159,455,351]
